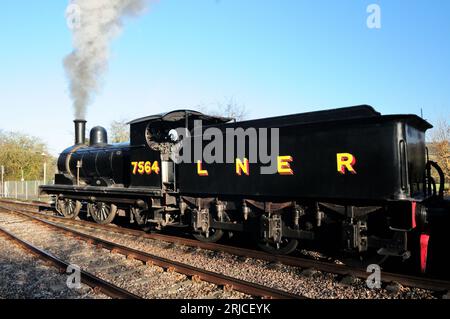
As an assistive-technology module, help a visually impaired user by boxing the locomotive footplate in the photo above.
[40,184,162,203]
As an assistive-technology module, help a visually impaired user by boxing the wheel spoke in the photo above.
[66,201,73,216]
[89,202,117,225]
[59,199,80,219]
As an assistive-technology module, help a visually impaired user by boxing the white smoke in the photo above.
[64,0,148,119]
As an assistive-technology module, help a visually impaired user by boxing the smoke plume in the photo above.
[64,0,148,119]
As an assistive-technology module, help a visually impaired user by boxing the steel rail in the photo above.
[1,206,303,299]
[2,199,449,294]
[0,198,51,208]
[0,225,140,299]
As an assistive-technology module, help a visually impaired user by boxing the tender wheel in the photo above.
[56,199,81,219]
[258,238,298,255]
[88,202,117,225]
[193,212,230,243]
[257,214,298,255]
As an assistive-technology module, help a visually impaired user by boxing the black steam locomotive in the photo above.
[40,105,448,272]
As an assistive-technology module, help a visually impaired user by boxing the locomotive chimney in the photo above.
[74,119,87,145]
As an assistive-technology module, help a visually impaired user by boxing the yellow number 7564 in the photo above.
[131,161,160,175]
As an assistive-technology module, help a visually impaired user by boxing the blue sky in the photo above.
[0,0,449,155]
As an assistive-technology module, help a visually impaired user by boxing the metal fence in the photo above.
[0,180,54,201]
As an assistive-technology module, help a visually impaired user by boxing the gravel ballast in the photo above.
[0,211,248,299]
[20,212,438,299]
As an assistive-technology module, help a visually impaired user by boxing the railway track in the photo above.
[1,199,449,297]
[0,200,302,299]
[0,224,140,299]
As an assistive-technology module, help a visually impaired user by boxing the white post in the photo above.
[25,182,28,200]
[0,165,3,198]
[43,162,47,184]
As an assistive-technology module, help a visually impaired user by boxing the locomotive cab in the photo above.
[128,110,232,192]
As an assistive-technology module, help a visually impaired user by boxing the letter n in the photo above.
[236,158,249,176]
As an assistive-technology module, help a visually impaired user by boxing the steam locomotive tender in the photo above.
[40,105,448,272]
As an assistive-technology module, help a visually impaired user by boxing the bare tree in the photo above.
[219,98,248,121]
[109,119,130,143]
[201,98,248,121]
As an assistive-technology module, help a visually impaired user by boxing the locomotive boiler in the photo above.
[40,105,449,273]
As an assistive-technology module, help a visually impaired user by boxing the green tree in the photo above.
[0,131,56,181]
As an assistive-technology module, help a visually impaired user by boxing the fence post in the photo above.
[0,180,49,201]
[0,165,3,198]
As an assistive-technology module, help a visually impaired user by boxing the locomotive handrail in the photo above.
[425,160,445,199]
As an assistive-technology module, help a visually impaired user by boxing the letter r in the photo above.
[337,153,357,174]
